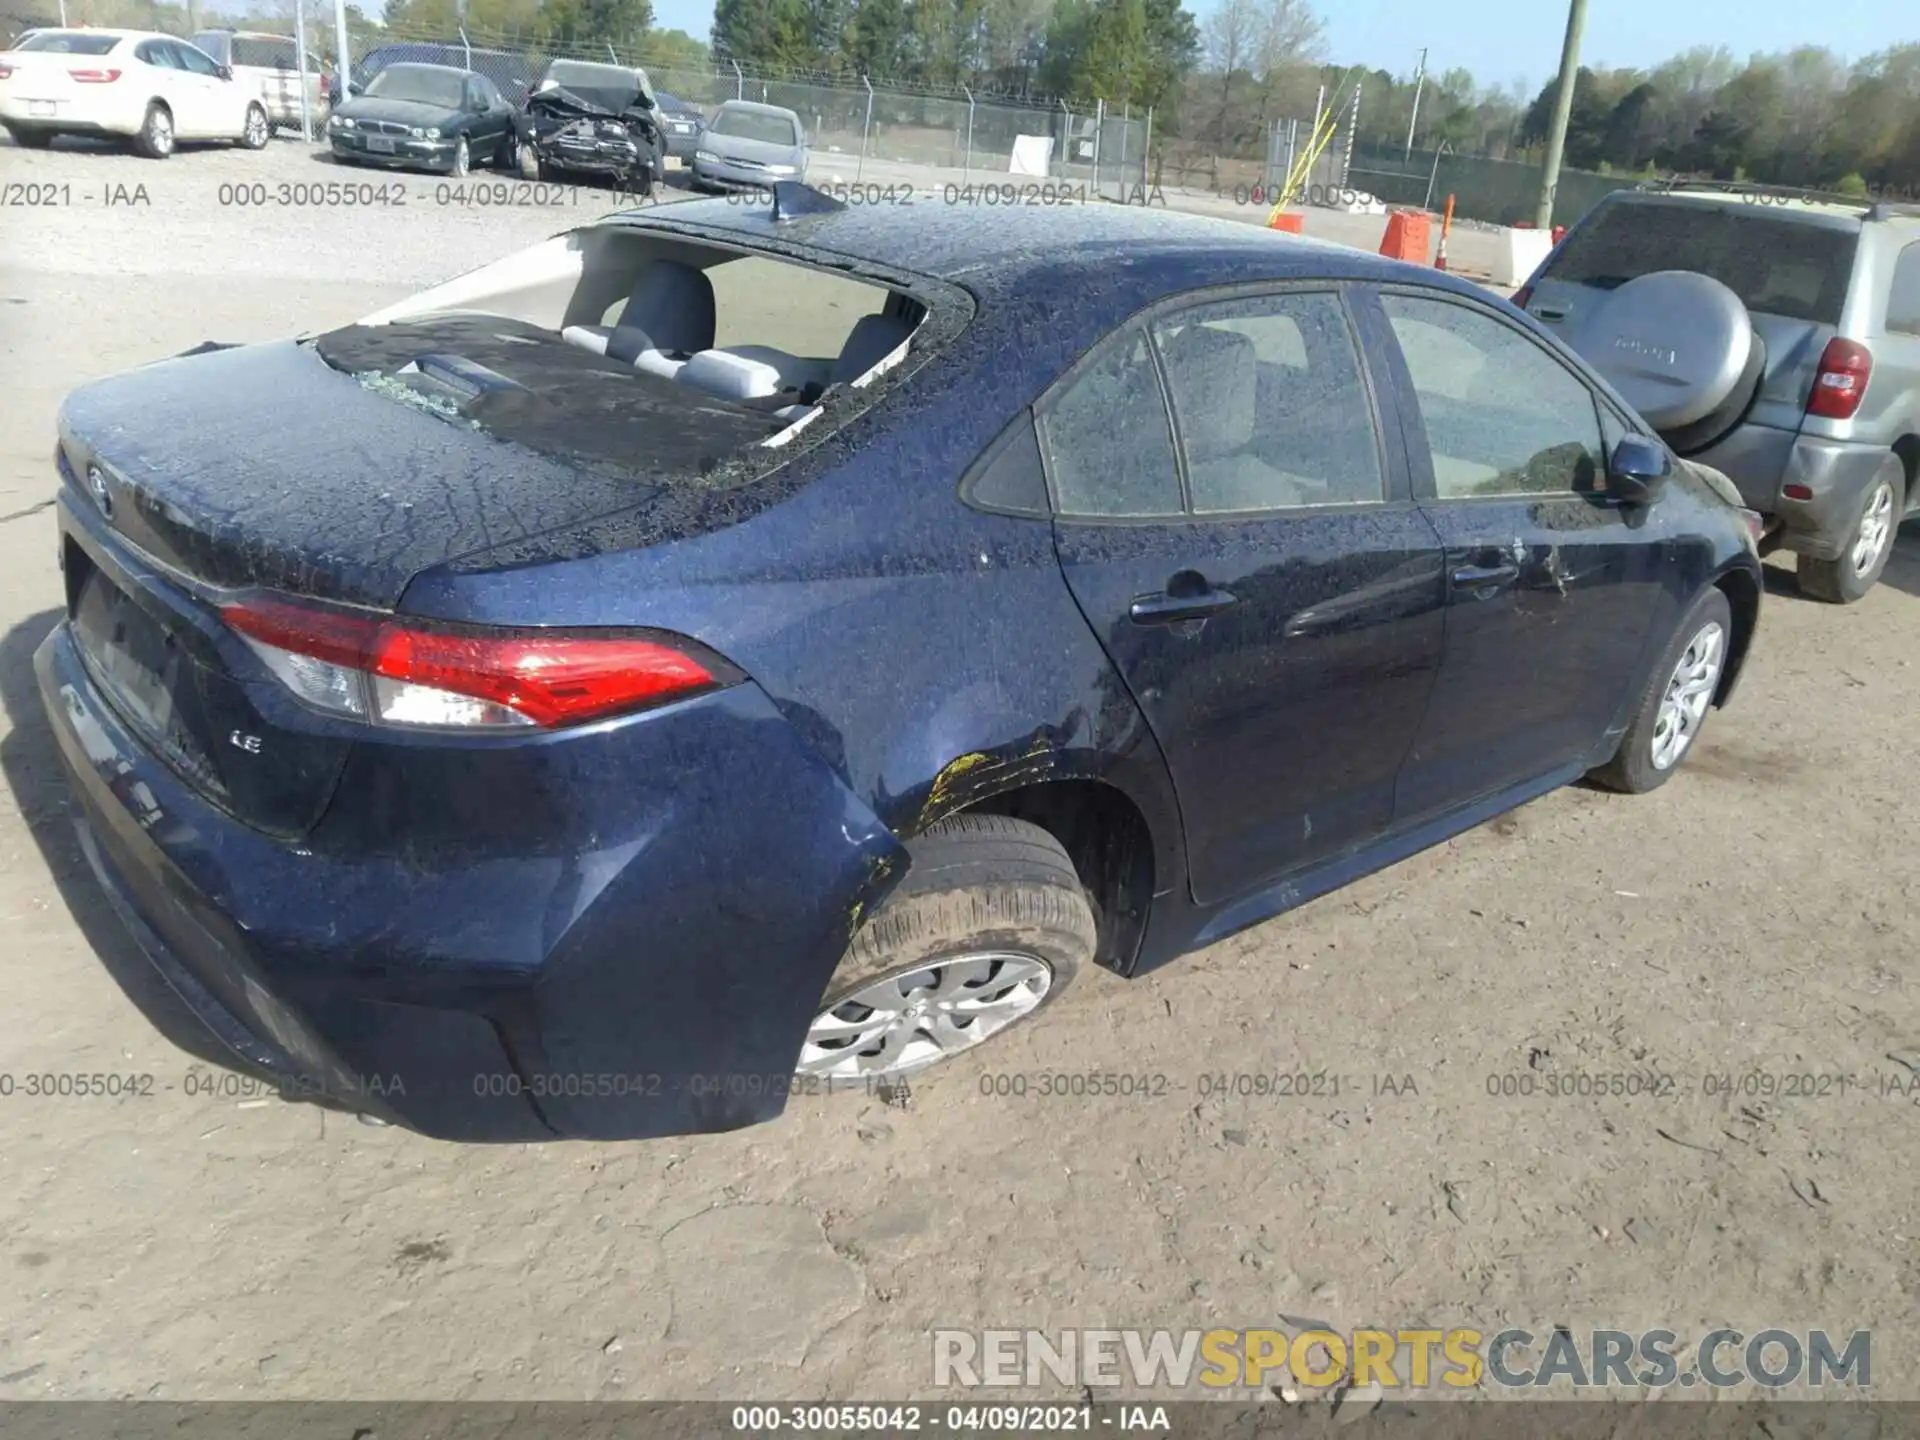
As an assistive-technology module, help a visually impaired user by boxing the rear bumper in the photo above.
[0,99,137,136]
[1772,438,1901,559]
[36,619,906,1142]
[1694,423,1894,558]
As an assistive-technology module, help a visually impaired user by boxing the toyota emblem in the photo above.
[86,463,113,519]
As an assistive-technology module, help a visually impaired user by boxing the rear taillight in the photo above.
[1806,337,1872,420]
[69,68,122,83]
[220,593,731,730]
[0,64,15,80]
[1511,284,1534,310]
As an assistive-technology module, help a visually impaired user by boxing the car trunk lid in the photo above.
[56,324,796,833]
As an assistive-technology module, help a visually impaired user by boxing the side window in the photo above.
[1382,293,1603,499]
[477,76,503,107]
[138,41,179,69]
[1038,325,1182,518]
[175,42,222,76]
[1150,290,1384,513]
[233,38,291,69]
[1889,242,1920,337]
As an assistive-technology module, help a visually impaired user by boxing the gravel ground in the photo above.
[0,132,1916,1407]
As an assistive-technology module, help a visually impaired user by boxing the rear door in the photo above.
[1045,285,1447,906]
[1369,286,1673,817]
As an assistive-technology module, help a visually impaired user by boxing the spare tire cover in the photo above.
[1571,270,1754,432]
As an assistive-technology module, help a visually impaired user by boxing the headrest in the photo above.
[1157,324,1258,459]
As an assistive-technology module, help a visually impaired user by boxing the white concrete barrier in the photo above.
[1494,228,1555,288]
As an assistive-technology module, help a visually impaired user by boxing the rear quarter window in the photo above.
[1548,201,1860,324]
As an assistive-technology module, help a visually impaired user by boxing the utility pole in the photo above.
[1533,0,1588,229]
[1404,47,1427,162]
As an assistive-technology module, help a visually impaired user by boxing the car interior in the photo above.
[317,225,926,472]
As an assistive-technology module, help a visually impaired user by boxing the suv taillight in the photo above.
[221,593,735,730]
[68,68,122,83]
[1806,337,1872,420]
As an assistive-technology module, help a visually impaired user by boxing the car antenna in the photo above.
[768,181,846,223]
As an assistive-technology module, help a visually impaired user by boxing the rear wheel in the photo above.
[1796,465,1903,604]
[449,135,470,177]
[239,103,270,150]
[796,814,1096,1089]
[133,102,174,159]
[1590,586,1732,794]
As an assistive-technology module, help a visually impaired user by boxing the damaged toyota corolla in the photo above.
[36,185,1763,1142]
[518,58,663,191]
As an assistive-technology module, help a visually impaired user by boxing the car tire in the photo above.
[450,135,470,177]
[6,124,53,149]
[1589,586,1733,795]
[133,102,174,159]
[795,813,1096,1090]
[239,103,270,150]
[1795,462,1904,604]
[518,144,540,181]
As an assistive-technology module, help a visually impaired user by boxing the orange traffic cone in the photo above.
[1268,210,1303,233]
[1434,193,1455,270]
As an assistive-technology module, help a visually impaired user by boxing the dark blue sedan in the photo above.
[37,187,1764,1142]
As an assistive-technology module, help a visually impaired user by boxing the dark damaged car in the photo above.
[38,186,1763,1142]
[517,58,663,191]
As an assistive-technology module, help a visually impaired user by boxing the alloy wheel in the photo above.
[796,952,1053,1082]
[245,106,268,147]
[1851,480,1895,578]
[1650,621,1724,771]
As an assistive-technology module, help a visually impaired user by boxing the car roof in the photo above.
[1611,188,1870,222]
[377,61,473,75]
[715,99,801,120]
[18,27,151,39]
[609,193,1488,301]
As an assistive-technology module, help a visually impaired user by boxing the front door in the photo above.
[1366,288,1675,818]
[1045,286,1447,906]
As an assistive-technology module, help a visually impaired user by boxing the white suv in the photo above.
[190,29,328,132]
[0,28,271,157]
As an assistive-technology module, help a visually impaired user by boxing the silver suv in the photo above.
[1517,182,1920,602]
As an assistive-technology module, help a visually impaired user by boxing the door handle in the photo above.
[1451,562,1519,593]
[1129,587,1239,625]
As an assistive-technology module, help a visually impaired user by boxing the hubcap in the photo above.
[796,952,1052,1082]
[248,109,266,144]
[1851,481,1895,577]
[1650,621,1724,771]
[152,112,172,149]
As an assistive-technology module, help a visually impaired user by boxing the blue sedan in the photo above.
[36,186,1763,1142]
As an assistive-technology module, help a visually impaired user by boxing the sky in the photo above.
[643,0,1920,94]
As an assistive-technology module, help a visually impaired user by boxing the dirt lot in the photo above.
[1,133,1918,1406]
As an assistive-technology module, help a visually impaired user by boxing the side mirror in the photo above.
[1607,434,1671,503]
[216,63,233,80]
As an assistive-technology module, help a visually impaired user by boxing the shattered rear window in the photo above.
[313,315,790,479]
